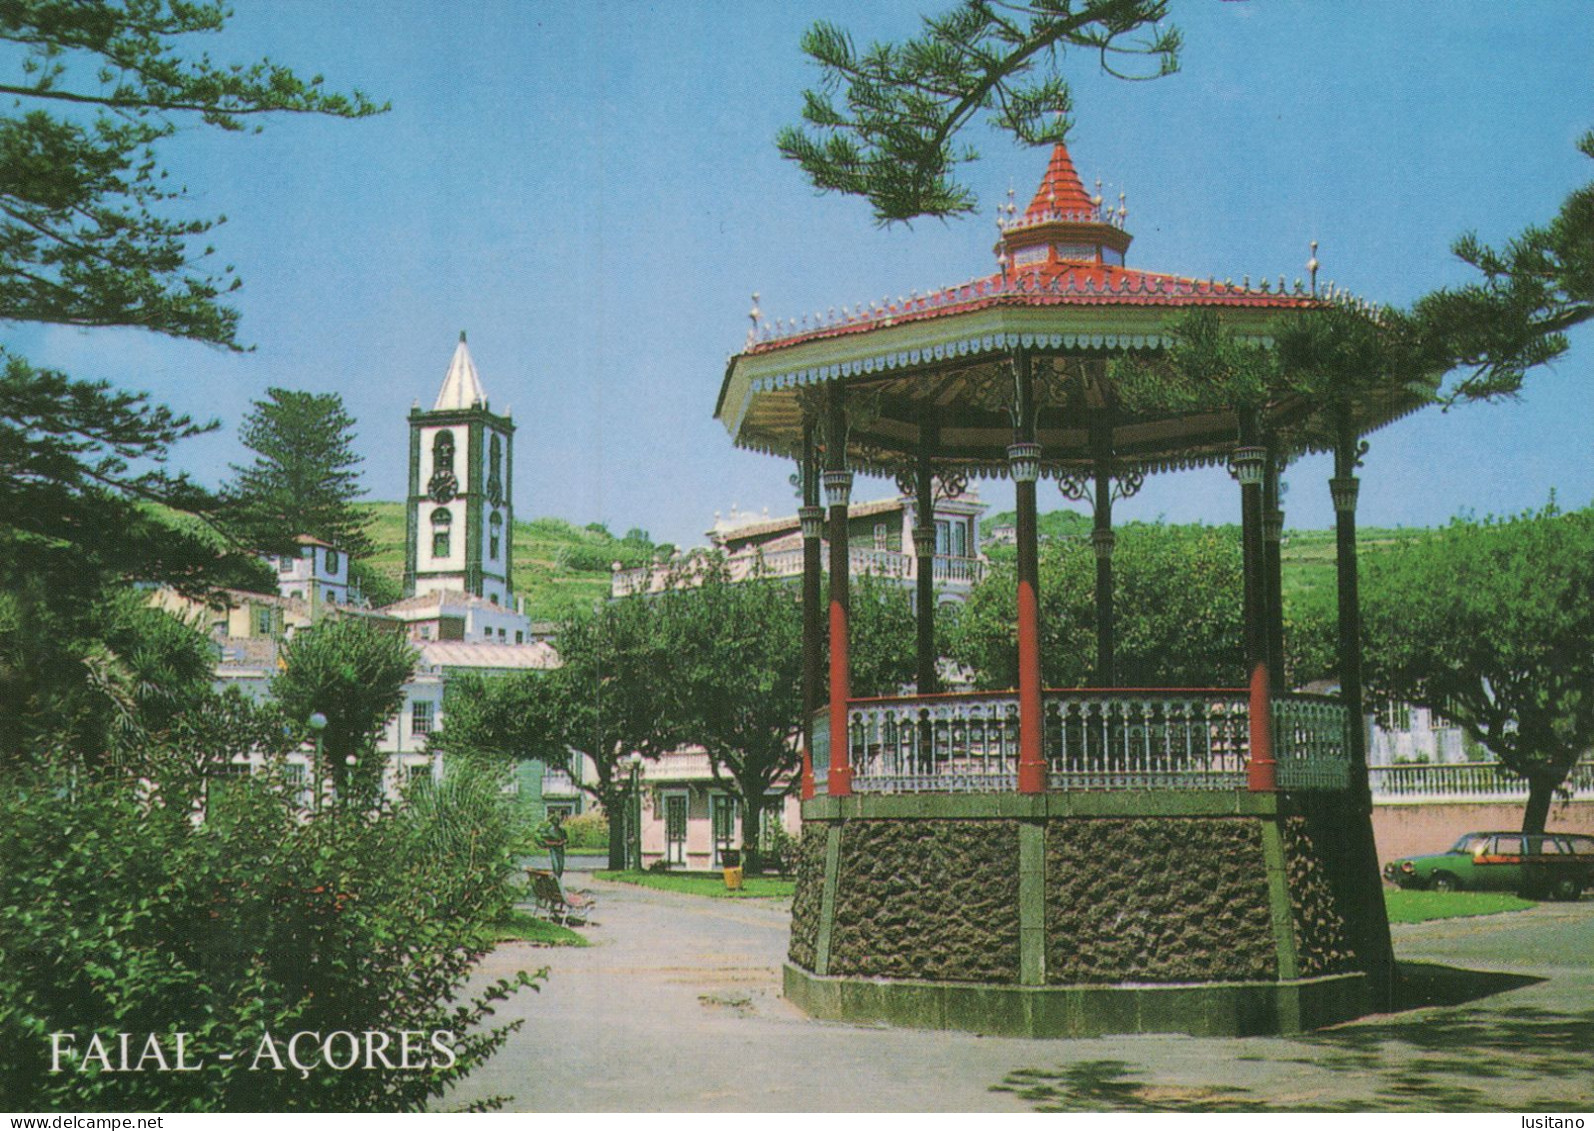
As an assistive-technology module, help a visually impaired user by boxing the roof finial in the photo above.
[1307,241,1320,297]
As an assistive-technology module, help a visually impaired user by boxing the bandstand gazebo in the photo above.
[714,143,1423,1037]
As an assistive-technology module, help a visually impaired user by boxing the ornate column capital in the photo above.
[1091,528,1117,560]
[1329,475,1360,514]
[1229,446,1267,486]
[822,469,854,509]
[1007,442,1042,483]
[1263,508,1285,543]
[912,524,937,558]
[799,505,826,540]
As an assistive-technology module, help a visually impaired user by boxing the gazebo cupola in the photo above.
[995,142,1132,272]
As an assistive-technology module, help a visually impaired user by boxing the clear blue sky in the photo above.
[11,1,1594,549]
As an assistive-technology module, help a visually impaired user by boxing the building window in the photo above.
[254,606,273,636]
[874,522,888,549]
[419,625,432,640]
[950,520,967,558]
[324,549,340,574]
[430,508,452,558]
[935,520,949,556]
[406,763,431,785]
[489,511,503,560]
[412,700,434,736]
[498,628,507,641]
[515,630,524,644]
[484,627,493,639]
[277,556,293,575]
[432,430,455,474]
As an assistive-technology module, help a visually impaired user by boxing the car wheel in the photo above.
[1431,873,1459,893]
[1550,878,1583,902]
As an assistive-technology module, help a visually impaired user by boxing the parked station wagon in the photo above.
[1384,831,1594,899]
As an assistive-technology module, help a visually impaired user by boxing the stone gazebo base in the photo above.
[784,965,1371,1039]
[784,790,1380,1038]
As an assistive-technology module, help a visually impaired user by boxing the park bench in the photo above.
[525,868,596,926]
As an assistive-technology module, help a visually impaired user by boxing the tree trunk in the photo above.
[604,786,627,870]
[741,796,763,875]
[1522,771,1557,835]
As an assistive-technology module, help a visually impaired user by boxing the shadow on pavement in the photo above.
[992,964,1594,1113]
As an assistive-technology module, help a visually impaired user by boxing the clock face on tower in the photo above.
[428,470,458,504]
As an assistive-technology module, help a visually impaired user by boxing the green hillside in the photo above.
[361,502,663,621]
[357,502,1419,623]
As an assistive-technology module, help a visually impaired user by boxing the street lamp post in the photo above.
[627,752,643,871]
[307,711,328,813]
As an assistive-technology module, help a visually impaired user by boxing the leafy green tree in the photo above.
[546,595,684,869]
[778,0,1178,224]
[948,521,1244,689]
[226,388,374,558]
[271,617,417,809]
[0,583,239,772]
[665,563,914,873]
[1360,506,1594,835]
[665,571,802,875]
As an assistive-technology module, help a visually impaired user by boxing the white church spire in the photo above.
[434,330,487,410]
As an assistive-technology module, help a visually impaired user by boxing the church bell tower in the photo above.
[403,333,515,603]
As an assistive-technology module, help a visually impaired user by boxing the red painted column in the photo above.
[799,425,822,801]
[825,387,853,797]
[1235,415,1276,792]
[1010,352,1046,794]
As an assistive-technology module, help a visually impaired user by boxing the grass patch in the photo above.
[494,907,590,946]
[594,870,795,899]
[1384,888,1536,924]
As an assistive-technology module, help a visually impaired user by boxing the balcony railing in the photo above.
[612,547,986,597]
[832,689,1352,794]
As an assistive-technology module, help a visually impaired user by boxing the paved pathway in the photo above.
[448,882,1594,1113]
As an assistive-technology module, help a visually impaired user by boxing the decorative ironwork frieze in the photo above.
[1055,468,1144,507]
[935,471,969,501]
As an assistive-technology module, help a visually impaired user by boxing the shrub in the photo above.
[0,759,538,1112]
[561,811,609,850]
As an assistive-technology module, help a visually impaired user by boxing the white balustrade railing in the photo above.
[1368,760,1594,802]
[612,547,986,597]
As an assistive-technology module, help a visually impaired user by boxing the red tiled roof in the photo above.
[1024,143,1097,222]
[743,142,1327,358]
[747,263,1323,356]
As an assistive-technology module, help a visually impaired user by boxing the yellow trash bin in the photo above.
[723,866,744,891]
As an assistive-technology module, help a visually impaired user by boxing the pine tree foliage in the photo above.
[227,387,373,558]
[0,0,383,595]
[777,0,1178,224]
[1,0,384,341]
[1414,129,1594,403]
